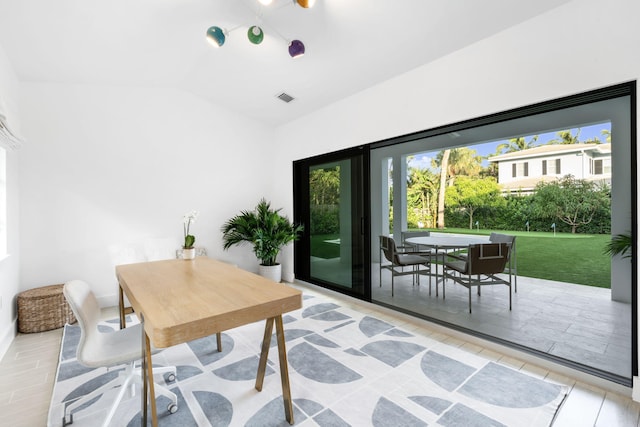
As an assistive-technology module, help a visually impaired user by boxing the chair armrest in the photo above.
[401,250,432,256]
[445,252,467,261]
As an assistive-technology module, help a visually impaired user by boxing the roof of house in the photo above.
[488,143,611,162]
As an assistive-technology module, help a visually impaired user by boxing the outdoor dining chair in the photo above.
[379,235,432,297]
[489,232,518,292]
[442,242,512,313]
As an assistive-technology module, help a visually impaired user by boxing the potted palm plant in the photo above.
[604,232,632,260]
[221,199,304,282]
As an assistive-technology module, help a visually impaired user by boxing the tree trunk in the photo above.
[437,150,450,229]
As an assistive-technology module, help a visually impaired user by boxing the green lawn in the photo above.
[415,228,612,288]
[311,234,342,259]
[312,229,612,288]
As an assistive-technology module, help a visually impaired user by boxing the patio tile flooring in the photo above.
[371,267,632,379]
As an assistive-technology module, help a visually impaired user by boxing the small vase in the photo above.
[182,248,196,260]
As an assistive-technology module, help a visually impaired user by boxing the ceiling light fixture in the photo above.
[206,26,227,47]
[295,0,316,8]
[206,0,313,58]
[288,39,305,58]
[247,25,264,44]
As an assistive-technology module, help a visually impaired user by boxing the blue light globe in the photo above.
[206,26,226,47]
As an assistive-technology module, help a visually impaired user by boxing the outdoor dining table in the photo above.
[405,233,490,293]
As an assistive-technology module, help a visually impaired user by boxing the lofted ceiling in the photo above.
[0,0,571,126]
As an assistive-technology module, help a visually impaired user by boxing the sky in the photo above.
[408,122,611,171]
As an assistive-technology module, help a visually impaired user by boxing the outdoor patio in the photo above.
[371,266,632,380]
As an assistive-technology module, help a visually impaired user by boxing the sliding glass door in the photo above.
[293,147,369,298]
[292,82,636,386]
[368,85,635,385]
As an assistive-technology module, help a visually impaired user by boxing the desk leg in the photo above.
[145,335,158,427]
[275,315,294,424]
[139,313,158,427]
[255,316,294,425]
[118,285,125,329]
[140,313,147,427]
[216,332,222,352]
[255,317,274,391]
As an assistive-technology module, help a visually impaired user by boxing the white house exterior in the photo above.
[488,143,611,194]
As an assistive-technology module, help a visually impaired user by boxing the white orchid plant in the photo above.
[182,210,199,249]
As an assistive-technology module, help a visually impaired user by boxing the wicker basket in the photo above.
[17,284,77,333]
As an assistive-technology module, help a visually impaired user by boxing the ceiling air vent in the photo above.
[276,92,295,103]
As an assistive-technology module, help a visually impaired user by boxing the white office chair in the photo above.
[62,280,178,426]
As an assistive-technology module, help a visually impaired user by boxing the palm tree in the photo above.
[548,129,581,145]
[436,149,450,229]
[432,147,483,229]
[495,135,539,154]
[447,147,482,179]
[407,167,438,228]
[434,148,482,183]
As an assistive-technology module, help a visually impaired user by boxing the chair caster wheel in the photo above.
[167,373,176,382]
[168,403,178,414]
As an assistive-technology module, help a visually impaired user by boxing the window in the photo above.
[592,158,611,175]
[542,159,561,175]
[512,162,528,177]
[593,159,602,174]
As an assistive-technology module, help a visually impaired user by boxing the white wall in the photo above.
[0,41,22,358]
[19,83,275,306]
[274,0,640,384]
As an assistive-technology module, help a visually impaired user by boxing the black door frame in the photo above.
[293,145,371,300]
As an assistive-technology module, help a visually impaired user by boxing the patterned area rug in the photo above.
[48,294,568,426]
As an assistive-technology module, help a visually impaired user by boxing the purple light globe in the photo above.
[288,40,305,58]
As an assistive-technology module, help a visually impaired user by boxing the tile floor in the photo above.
[372,267,632,380]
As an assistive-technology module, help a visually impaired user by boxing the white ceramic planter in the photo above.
[258,264,282,282]
[182,248,196,260]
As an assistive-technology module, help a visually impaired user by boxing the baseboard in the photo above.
[633,377,640,402]
[282,271,295,284]
[0,318,17,361]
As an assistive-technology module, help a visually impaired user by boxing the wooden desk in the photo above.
[116,257,303,426]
